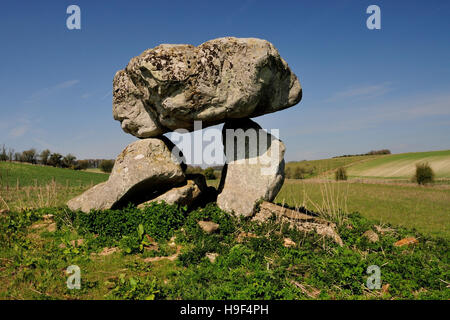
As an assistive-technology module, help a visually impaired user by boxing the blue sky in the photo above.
[0,0,449,162]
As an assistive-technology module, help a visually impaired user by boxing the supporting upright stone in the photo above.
[217,118,285,217]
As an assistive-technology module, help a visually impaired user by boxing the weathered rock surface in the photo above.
[363,230,379,243]
[253,201,344,246]
[113,37,302,138]
[217,118,285,217]
[198,221,220,234]
[67,137,185,212]
[138,174,207,208]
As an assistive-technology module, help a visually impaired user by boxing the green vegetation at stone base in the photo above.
[1,202,448,300]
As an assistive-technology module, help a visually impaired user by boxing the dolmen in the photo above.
[68,37,302,217]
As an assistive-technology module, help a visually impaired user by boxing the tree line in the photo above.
[0,144,115,173]
[333,149,391,158]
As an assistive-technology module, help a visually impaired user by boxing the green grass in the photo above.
[0,162,109,211]
[347,150,450,179]
[285,155,381,179]
[1,204,448,300]
[276,180,450,239]
[0,162,108,187]
[285,150,450,180]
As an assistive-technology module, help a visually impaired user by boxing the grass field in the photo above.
[347,150,450,179]
[286,150,450,180]
[0,162,108,211]
[1,204,448,300]
[276,180,450,239]
[0,162,108,187]
[0,161,449,300]
[285,155,379,178]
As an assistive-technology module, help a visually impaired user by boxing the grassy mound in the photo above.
[0,203,448,300]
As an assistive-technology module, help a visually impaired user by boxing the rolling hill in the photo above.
[285,150,450,180]
[347,150,450,179]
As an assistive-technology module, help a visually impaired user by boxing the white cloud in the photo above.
[326,82,392,102]
[9,125,28,137]
[25,79,80,103]
[81,93,92,99]
[292,91,450,136]
[100,90,112,100]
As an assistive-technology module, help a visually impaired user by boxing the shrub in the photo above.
[73,160,89,170]
[413,162,434,185]
[335,167,347,181]
[99,160,115,173]
[62,154,77,168]
[186,165,203,175]
[293,167,305,179]
[0,145,7,161]
[39,149,51,165]
[285,167,292,178]
[203,167,216,180]
[48,153,63,167]
[21,149,37,164]
[107,275,161,300]
[75,202,187,247]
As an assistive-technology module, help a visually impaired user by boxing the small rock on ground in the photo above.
[198,221,219,234]
[363,230,379,243]
[206,252,219,263]
[394,237,418,247]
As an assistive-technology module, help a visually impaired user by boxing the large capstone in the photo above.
[217,118,285,217]
[67,137,186,212]
[113,37,302,138]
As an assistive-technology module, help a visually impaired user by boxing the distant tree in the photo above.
[62,154,77,168]
[48,153,63,167]
[367,149,391,155]
[203,167,216,180]
[14,152,22,162]
[413,162,434,185]
[335,167,348,181]
[99,160,114,173]
[74,160,89,170]
[21,149,37,164]
[40,149,51,165]
[7,148,14,162]
[0,145,7,161]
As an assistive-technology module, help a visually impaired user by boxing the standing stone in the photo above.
[113,37,302,138]
[67,137,185,212]
[217,118,285,217]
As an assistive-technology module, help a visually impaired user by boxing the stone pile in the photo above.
[68,37,302,216]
